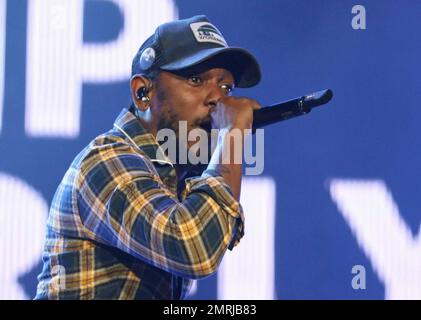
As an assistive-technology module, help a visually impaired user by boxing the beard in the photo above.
[156,107,214,167]
[154,86,213,167]
[156,106,180,133]
[157,106,212,133]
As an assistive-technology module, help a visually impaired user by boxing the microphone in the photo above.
[252,89,333,131]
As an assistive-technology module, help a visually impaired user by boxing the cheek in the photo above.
[165,90,208,123]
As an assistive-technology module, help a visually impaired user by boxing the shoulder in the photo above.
[75,131,158,186]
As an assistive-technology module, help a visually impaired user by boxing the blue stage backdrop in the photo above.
[1,0,420,299]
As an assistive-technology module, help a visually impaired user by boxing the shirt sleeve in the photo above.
[76,143,245,279]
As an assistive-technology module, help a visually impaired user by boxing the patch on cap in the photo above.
[190,22,228,47]
[139,47,156,70]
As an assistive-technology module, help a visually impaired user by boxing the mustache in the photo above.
[193,116,212,132]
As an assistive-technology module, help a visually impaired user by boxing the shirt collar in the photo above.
[113,108,173,167]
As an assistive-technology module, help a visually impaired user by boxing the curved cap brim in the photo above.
[159,47,261,88]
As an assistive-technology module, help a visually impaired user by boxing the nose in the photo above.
[204,84,224,110]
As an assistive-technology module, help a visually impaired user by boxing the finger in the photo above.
[251,100,262,110]
[237,97,261,111]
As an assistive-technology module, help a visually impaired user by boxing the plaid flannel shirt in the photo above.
[35,108,244,300]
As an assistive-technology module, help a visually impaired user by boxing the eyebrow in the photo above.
[214,71,234,84]
[175,69,235,85]
[217,74,230,82]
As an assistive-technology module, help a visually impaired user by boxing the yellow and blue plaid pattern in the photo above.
[35,108,244,299]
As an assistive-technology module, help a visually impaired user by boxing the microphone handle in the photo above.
[252,89,333,130]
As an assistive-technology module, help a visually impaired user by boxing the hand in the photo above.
[211,96,261,131]
[207,96,261,201]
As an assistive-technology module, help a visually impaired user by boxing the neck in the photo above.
[134,107,159,138]
[131,107,207,180]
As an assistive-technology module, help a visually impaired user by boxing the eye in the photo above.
[188,76,202,86]
[221,83,234,95]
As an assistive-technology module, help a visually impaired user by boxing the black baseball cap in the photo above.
[131,15,261,88]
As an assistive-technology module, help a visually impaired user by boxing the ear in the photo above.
[130,74,154,111]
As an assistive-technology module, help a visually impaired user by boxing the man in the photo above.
[35,15,261,299]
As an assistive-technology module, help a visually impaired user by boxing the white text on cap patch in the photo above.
[190,22,228,47]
